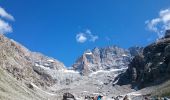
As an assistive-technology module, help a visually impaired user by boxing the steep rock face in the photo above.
[128,46,143,57]
[0,34,66,88]
[119,30,170,89]
[72,46,131,75]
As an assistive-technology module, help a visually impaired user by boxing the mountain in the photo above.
[0,34,84,99]
[0,64,59,100]
[1,31,170,100]
[0,34,138,99]
[72,46,131,75]
[0,34,67,93]
[118,30,170,91]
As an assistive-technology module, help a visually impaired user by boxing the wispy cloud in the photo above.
[0,7,14,21]
[85,29,99,42]
[76,29,99,43]
[146,8,170,38]
[0,7,14,34]
[0,19,12,34]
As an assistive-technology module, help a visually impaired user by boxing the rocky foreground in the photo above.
[0,31,170,100]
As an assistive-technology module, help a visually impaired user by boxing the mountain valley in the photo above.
[0,30,170,100]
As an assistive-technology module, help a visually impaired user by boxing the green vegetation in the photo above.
[0,67,49,100]
[153,80,170,98]
[161,91,170,97]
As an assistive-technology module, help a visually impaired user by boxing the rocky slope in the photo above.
[0,34,67,89]
[0,66,59,100]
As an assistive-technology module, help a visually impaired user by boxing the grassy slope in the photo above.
[0,67,58,100]
[152,80,170,97]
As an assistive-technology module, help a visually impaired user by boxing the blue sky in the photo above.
[0,0,170,67]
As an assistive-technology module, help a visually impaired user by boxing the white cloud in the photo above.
[0,19,12,33]
[76,29,99,43]
[0,7,14,34]
[76,33,87,43]
[85,29,91,34]
[160,9,170,23]
[146,8,170,38]
[90,35,98,42]
[0,7,14,21]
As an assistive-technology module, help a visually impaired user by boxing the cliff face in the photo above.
[72,46,131,75]
[118,30,170,89]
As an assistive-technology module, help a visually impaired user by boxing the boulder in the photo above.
[25,83,34,90]
[63,93,76,100]
[84,96,93,100]
[123,95,131,100]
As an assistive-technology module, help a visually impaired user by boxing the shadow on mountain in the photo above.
[117,30,170,90]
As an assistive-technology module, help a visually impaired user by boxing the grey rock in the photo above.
[0,34,66,88]
[63,93,76,100]
[73,46,131,75]
[129,46,143,57]
[165,30,170,38]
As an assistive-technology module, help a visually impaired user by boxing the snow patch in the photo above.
[83,91,88,93]
[92,93,100,95]
[47,59,55,63]
[85,52,93,55]
[35,63,39,67]
[112,74,120,85]
[44,63,49,66]
[35,63,50,70]
[122,54,128,57]
[89,68,127,77]
[127,91,142,96]
[63,69,79,74]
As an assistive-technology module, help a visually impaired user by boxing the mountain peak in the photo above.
[72,46,131,75]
